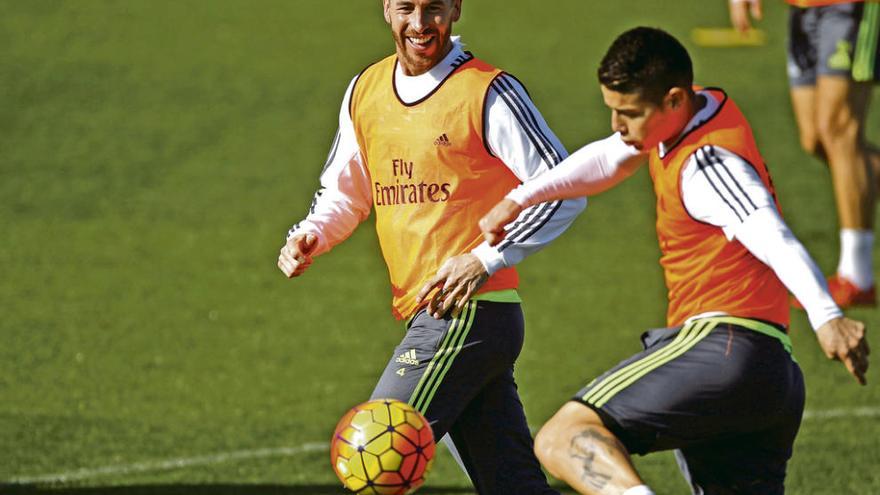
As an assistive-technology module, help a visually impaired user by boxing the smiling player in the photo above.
[278,1,585,493]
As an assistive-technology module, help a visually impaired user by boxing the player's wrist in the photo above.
[807,306,844,332]
[471,243,505,275]
[287,225,327,255]
[505,187,532,208]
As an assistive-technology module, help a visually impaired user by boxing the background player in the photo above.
[277,0,584,492]
[480,27,869,494]
[730,0,880,307]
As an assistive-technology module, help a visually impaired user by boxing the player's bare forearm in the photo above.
[816,317,870,385]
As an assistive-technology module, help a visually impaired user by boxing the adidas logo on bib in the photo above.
[434,133,451,147]
[395,349,420,366]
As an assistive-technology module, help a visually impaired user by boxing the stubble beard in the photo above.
[393,31,452,76]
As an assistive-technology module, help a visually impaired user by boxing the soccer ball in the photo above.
[330,398,435,494]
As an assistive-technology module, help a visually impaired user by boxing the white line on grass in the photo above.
[802,406,880,420]
[7,407,880,485]
[7,443,327,485]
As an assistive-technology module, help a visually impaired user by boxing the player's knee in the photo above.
[534,402,600,473]
[815,112,860,149]
[533,422,559,471]
[534,413,576,476]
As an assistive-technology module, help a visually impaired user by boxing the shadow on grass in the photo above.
[0,484,481,495]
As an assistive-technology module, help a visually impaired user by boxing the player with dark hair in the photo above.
[595,27,694,106]
[480,27,869,495]
[730,0,880,307]
[278,0,584,493]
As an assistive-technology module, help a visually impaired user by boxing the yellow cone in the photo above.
[691,27,766,47]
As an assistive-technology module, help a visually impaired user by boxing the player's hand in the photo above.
[729,0,762,33]
[278,233,318,278]
[415,254,488,319]
[479,199,524,247]
[816,317,870,385]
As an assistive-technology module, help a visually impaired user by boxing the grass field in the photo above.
[2,1,878,493]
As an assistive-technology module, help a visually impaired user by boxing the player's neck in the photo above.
[661,92,705,150]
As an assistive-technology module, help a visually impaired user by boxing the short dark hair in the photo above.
[598,27,693,104]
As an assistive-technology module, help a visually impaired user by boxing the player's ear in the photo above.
[665,87,685,110]
[383,0,392,24]
[451,0,462,22]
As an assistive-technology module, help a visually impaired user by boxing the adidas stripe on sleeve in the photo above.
[681,145,842,329]
[681,145,775,239]
[471,74,587,274]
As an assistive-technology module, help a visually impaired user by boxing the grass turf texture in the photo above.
[1,0,878,493]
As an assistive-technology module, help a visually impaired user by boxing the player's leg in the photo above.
[789,86,823,159]
[871,144,880,194]
[437,301,556,494]
[864,1,880,195]
[815,76,874,230]
[853,24,879,191]
[369,303,485,483]
[371,307,458,408]
[813,3,876,301]
[815,79,876,301]
[787,5,822,159]
[532,324,709,495]
[673,350,805,495]
[662,319,804,494]
[534,402,644,495]
[448,367,559,495]
[536,318,804,495]
[674,419,803,495]
[366,308,473,476]
[371,300,557,494]
[815,75,876,299]
[870,143,880,192]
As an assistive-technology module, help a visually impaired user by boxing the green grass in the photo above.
[1,1,878,494]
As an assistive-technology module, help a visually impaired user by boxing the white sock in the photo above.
[837,229,875,289]
[622,485,655,495]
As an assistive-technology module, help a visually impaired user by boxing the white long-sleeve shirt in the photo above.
[287,39,586,276]
[506,90,842,330]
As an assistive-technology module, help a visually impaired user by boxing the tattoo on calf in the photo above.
[568,429,622,491]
